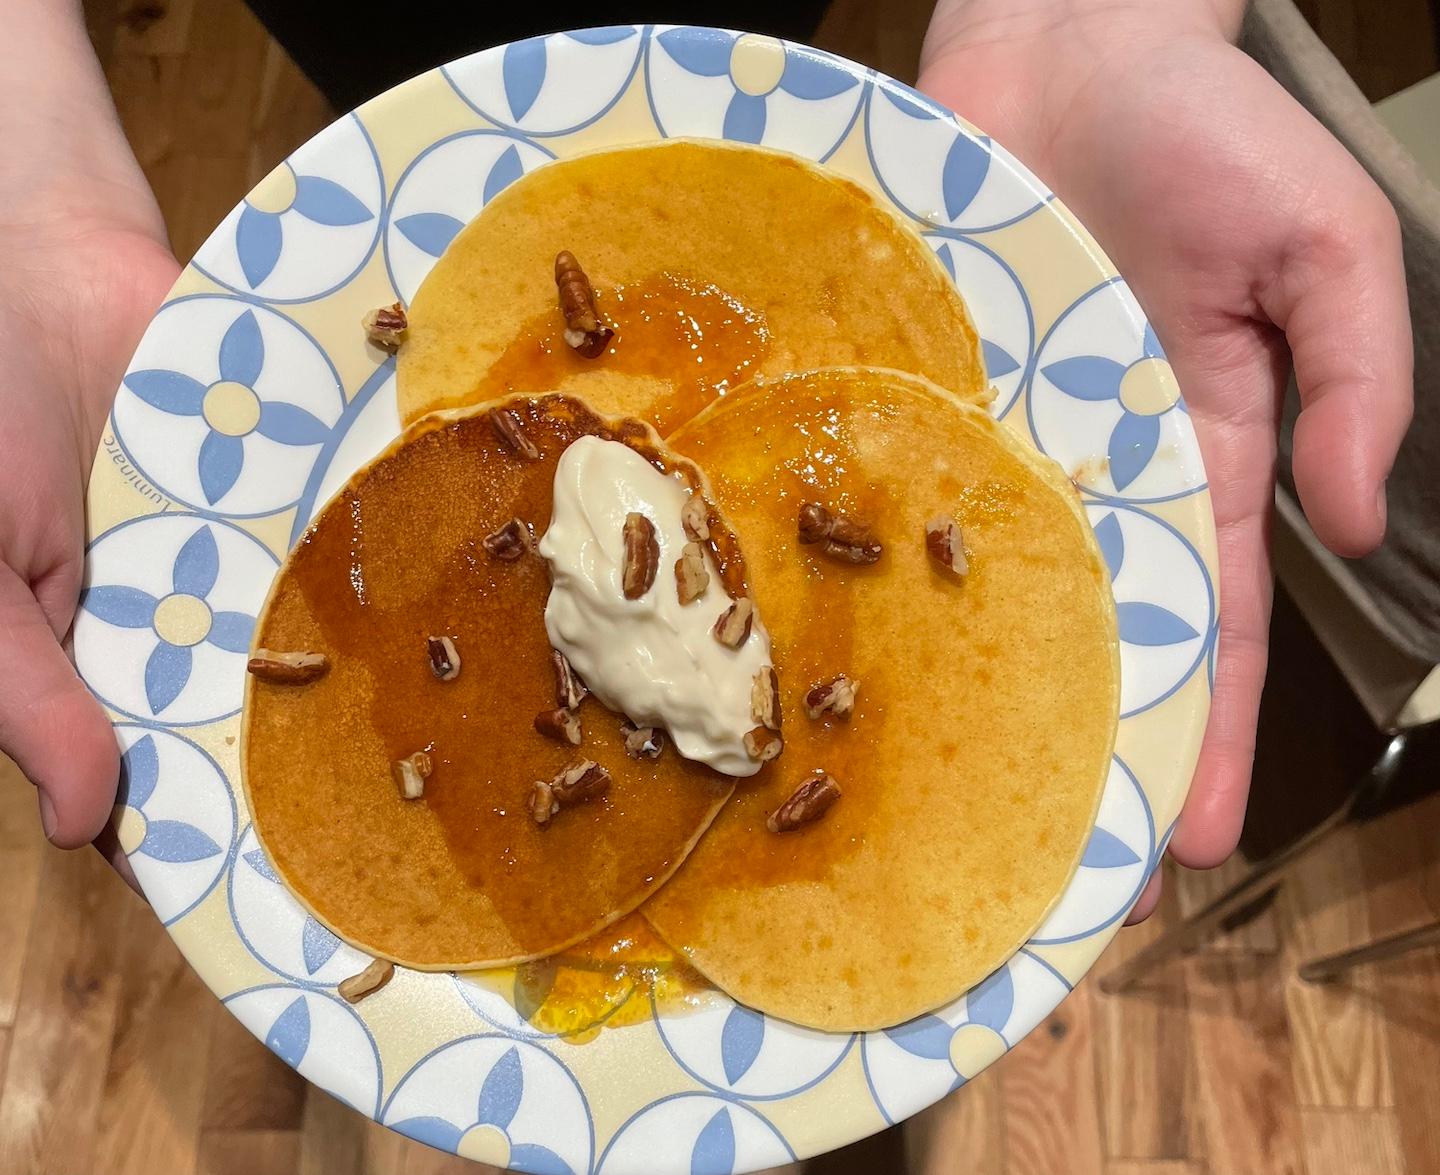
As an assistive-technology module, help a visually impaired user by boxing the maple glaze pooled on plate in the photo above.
[397,140,984,433]
[242,396,742,969]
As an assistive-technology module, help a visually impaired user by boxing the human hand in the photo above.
[2,0,179,856]
[918,0,1413,919]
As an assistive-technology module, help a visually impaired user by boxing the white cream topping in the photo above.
[538,436,771,777]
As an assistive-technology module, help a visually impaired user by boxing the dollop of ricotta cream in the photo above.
[538,436,771,777]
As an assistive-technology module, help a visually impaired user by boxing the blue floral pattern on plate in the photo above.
[383,1037,592,1174]
[647,27,864,160]
[598,1094,794,1175]
[76,514,277,725]
[193,115,384,302]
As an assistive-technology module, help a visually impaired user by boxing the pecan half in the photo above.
[925,516,969,577]
[681,493,710,542]
[338,957,395,1004]
[751,666,781,731]
[361,302,407,351]
[622,512,660,600]
[796,502,882,565]
[767,772,841,832]
[552,650,588,709]
[743,726,783,763]
[534,707,582,746]
[529,760,611,825]
[554,250,614,358]
[427,635,460,681]
[712,597,755,649]
[484,517,534,561]
[675,541,710,604]
[391,751,432,800]
[248,649,329,684]
[489,406,541,460]
[804,674,860,720]
[621,721,665,760]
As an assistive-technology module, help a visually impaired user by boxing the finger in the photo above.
[1125,870,1163,925]
[0,563,118,848]
[1262,190,1413,557]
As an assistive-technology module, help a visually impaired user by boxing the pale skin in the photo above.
[2,0,1413,921]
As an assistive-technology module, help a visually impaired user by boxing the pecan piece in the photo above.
[804,673,860,720]
[338,957,395,1004]
[361,302,407,351]
[925,516,969,577]
[248,649,329,684]
[621,721,665,760]
[675,541,710,605]
[483,517,534,561]
[751,666,781,731]
[681,493,710,542]
[534,707,582,746]
[796,502,882,565]
[529,760,611,825]
[767,772,841,832]
[622,512,660,600]
[427,635,460,681]
[391,751,432,800]
[554,250,614,358]
[743,726,783,763]
[551,650,589,709]
[712,597,755,649]
[489,406,541,460]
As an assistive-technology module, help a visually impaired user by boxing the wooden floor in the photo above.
[1,1,1432,1172]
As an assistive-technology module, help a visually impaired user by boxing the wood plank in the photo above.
[1172,855,1281,955]
[113,0,197,58]
[297,1088,363,1175]
[998,983,1104,1175]
[904,1067,1005,1175]
[0,759,44,1026]
[1299,1108,1406,1175]
[1186,955,1303,1175]
[91,906,216,1175]
[200,1003,306,1131]
[1095,865,1199,1162]
[196,1129,300,1175]
[1106,1162,1206,1175]
[248,36,334,183]
[0,850,133,1175]
[1278,826,1392,1108]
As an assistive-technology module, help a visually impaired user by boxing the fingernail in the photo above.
[38,789,57,841]
[1376,481,1389,532]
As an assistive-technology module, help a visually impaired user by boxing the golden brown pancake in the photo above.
[644,369,1119,1031]
[397,141,983,433]
[243,396,738,969]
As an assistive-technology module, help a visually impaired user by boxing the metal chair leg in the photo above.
[1099,731,1411,995]
[1299,918,1440,983]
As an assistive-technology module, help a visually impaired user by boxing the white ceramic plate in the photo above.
[78,26,1216,1174]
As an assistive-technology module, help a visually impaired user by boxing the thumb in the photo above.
[0,563,119,847]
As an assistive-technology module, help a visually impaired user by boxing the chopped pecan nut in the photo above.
[248,649,329,684]
[361,302,407,351]
[427,635,460,681]
[489,406,541,460]
[681,493,711,542]
[621,721,665,759]
[483,517,534,561]
[796,502,882,565]
[924,516,969,576]
[338,957,395,1004]
[534,707,582,746]
[529,760,611,825]
[804,674,860,720]
[712,597,755,649]
[743,726,783,764]
[767,772,841,832]
[551,650,589,709]
[675,541,710,604]
[554,250,614,358]
[622,512,660,600]
[751,666,781,731]
[391,751,432,800]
